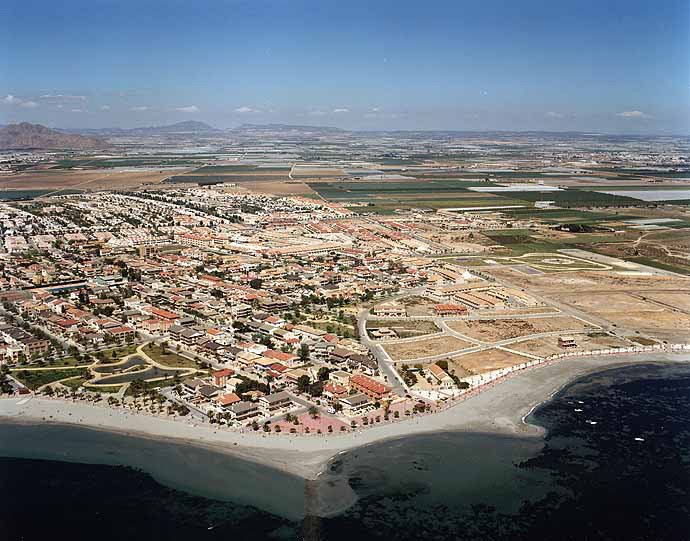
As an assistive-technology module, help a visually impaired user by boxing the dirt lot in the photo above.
[642,291,690,312]
[401,296,437,317]
[384,335,472,360]
[488,267,690,295]
[510,333,633,358]
[447,316,596,342]
[449,348,531,375]
[552,291,690,338]
[367,319,440,338]
[479,306,561,317]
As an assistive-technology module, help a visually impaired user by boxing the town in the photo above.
[1,133,689,436]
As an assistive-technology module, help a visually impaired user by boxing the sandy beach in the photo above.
[1,352,688,480]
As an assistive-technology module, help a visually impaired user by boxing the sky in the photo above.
[0,0,688,133]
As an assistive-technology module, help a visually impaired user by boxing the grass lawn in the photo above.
[142,344,198,368]
[307,320,355,338]
[13,368,88,390]
[61,376,89,390]
[84,383,123,393]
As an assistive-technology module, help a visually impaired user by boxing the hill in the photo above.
[0,123,106,150]
[127,121,220,134]
[234,123,346,135]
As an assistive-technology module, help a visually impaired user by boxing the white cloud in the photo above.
[20,100,38,109]
[39,94,86,102]
[2,94,21,105]
[234,106,260,113]
[370,107,380,112]
[308,110,326,116]
[545,111,564,118]
[333,108,349,113]
[175,105,199,113]
[70,108,84,113]
[131,106,150,111]
[616,110,650,119]
[100,105,111,111]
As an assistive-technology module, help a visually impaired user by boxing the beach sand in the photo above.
[1,352,687,480]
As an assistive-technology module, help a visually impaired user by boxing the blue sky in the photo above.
[0,0,687,133]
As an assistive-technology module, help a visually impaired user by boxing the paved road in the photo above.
[356,286,428,396]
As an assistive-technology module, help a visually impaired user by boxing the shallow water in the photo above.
[1,362,689,540]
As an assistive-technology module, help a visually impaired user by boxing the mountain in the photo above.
[127,120,220,135]
[0,123,106,150]
[234,123,346,135]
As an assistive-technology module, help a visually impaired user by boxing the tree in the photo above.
[317,366,331,381]
[296,375,311,394]
[299,343,310,362]
[249,278,262,290]
[308,405,319,419]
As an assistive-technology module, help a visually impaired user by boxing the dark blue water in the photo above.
[1,362,688,540]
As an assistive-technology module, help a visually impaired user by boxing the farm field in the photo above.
[0,168,187,191]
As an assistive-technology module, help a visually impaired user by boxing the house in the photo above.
[329,370,351,385]
[107,326,135,341]
[434,303,468,316]
[323,381,348,399]
[559,335,577,348]
[213,368,235,387]
[350,374,391,400]
[258,391,292,414]
[330,347,355,364]
[215,393,241,408]
[428,363,455,389]
[180,328,204,346]
[371,302,406,318]
[197,385,220,399]
[339,393,371,414]
[228,401,260,421]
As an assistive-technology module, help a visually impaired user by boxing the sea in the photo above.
[0,362,688,541]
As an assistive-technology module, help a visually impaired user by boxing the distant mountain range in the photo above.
[234,123,346,135]
[0,123,106,150]
[126,120,220,134]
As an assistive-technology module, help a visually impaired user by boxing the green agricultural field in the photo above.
[308,179,500,200]
[485,188,647,207]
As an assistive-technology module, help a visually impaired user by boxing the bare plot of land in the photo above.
[384,335,472,360]
[552,291,690,336]
[401,296,437,317]
[490,267,690,295]
[367,319,440,338]
[449,348,531,375]
[642,291,690,312]
[510,333,633,358]
[447,316,595,342]
[479,306,561,317]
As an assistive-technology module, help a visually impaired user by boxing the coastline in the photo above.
[1,352,687,480]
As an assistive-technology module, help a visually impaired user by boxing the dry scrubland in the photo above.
[449,348,531,374]
[384,335,472,360]
[509,333,633,358]
[447,316,595,342]
[552,291,690,336]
